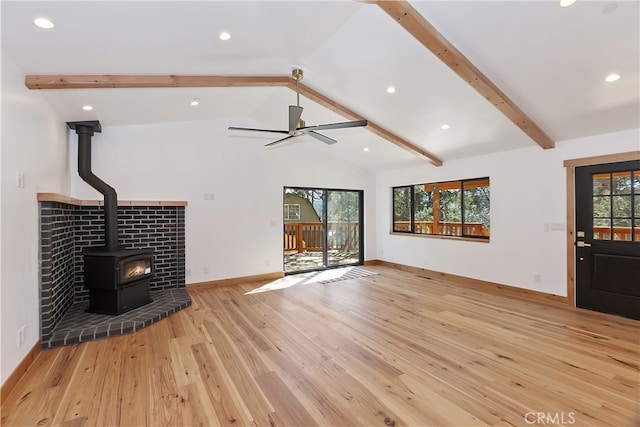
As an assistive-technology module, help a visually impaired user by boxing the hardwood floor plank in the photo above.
[147,363,184,427]
[254,371,319,427]
[202,320,275,426]
[117,331,150,427]
[2,265,638,426]
[191,342,254,426]
[258,348,361,426]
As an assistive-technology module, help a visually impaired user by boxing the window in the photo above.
[284,204,301,220]
[392,178,490,239]
[592,170,639,241]
[393,186,412,232]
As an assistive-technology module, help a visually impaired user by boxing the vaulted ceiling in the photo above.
[2,1,638,170]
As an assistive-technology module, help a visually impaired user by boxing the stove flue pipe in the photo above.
[67,121,121,252]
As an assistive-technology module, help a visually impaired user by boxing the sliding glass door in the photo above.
[283,187,363,274]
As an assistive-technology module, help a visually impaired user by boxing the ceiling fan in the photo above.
[228,68,368,147]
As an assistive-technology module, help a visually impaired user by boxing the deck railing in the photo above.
[393,221,490,237]
[284,222,359,252]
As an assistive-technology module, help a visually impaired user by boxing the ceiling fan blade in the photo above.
[265,135,296,147]
[228,126,289,134]
[301,119,368,132]
[289,105,303,133]
[308,131,337,145]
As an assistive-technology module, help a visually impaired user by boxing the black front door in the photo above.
[575,160,640,319]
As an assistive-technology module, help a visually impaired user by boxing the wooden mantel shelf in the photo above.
[37,193,188,207]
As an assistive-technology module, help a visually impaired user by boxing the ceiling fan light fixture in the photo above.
[386,86,396,94]
[441,124,450,130]
[190,98,200,106]
[219,32,231,41]
[33,17,54,29]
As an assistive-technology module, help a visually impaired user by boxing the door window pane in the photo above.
[612,195,632,217]
[593,218,611,240]
[613,219,632,241]
[593,174,611,196]
[613,172,632,195]
[633,171,640,194]
[593,196,611,218]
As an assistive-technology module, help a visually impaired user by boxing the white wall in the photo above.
[376,128,639,296]
[1,51,69,384]
[68,120,377,284]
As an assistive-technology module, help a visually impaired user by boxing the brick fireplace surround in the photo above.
[38,193,191,349]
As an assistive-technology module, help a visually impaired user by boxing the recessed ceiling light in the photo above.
[441,124,450,130]
[190,98,200,106]
[34,17,54,29]
[219,32,231,41]
[559,0,577,7]
[82,105,93,111]
[386,86,396,94]
[363,147,370,152]
[605,73,620,82]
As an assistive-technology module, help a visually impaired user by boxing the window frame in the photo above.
[392,177,490,240]
[392,185,414,233]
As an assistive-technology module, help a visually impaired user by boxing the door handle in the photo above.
[576,241,592,248]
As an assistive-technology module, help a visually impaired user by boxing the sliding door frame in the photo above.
[283,186,364,274]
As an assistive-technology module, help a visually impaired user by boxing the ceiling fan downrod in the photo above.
[292,68,305,129]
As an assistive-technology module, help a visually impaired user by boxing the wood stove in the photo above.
[83,247,154,315]
[68,120,154,315]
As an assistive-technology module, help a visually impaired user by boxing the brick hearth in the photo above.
[38,194,189,348]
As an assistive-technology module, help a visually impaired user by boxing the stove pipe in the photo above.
[67,120,121,252]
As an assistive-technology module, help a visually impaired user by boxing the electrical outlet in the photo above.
[204,267,210,275]
[186,268,191,276]
[534,274,542,283]
[265,259,270,267]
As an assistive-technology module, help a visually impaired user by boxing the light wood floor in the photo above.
[2,265,638,426]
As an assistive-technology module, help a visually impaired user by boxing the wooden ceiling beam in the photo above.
[375,0,555,150]
[24,74,291,89]
[24,73,443,166]
[290,80,442,166]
